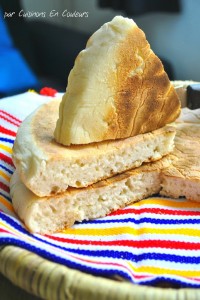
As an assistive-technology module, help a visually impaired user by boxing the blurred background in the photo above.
[0,0,200,97]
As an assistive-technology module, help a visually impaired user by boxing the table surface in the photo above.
[0,273,41,300]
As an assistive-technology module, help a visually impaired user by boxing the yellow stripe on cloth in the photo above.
[0,195,14,212]
[64,226,200,238]
[127,263,200,277]
[0,219,39,244]
[132,197,200,209]
[0,143,12,154]
[0,170,10,182]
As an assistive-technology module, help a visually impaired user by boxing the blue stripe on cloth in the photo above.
[65,248,200,264]
[0,191,11,202]
[0,163,13,174]
[0,236,199,288]
[139,276,196,288]
[0,137,14,144]
[2,211,200,252]
[1,212,200,266]
[82,217,200,225]
[0,237,133,282]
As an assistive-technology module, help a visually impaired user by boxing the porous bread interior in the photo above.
[11,164,164,234]
[26,128,174,197]
[13,99,175,197]
[161,122,200,201]
[161,176,200,201]
[54,16,180,145]
[11,109,200,234]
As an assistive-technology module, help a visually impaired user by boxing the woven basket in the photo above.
[1,246,200,300]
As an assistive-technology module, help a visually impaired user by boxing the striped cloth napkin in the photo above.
[1,92,200,288]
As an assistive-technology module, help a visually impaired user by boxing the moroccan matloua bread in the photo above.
[54,16,180,146]
[10,157,170,234]
[161,110,200,201]
[10,109,200,234]
[12,15,180,197]
[12,99,175,197]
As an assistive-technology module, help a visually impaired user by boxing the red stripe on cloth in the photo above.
[0,153,14,167]
[0,227,13,234]
[0,125,17,137]
[109,207,200,217]
[0,228,18,238]
[0,114,20,127]
[45,236,200,250]
[0,228,10,234]
[0,182,10,193]
[65,251,151,279]
[185,277,200,282]
[66,251,138,278]
[0,110,21,124]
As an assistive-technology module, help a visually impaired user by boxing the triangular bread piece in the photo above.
[54,16,180,145]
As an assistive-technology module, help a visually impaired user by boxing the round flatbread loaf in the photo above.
[11,109,200,234]
[12,99,175,197]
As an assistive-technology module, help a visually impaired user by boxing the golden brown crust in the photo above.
[54,16,181,145]
[105,26,180,140]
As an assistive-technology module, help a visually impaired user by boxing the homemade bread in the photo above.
[11,109,200,234]
[10,157,170,234]
[54,16,180,145]
[12,99,175,197]
[161,118,200,201]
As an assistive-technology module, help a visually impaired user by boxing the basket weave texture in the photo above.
[1,245,200,300]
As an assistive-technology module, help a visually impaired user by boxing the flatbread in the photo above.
[10,157,170,234]
[11,109,200,234]
[12,99,175,197]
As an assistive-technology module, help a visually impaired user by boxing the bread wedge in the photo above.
[10,157,170,234]
[12,99,175,197]
[54,16,180,145]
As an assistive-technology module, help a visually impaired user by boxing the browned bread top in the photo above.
[54,16,180,145]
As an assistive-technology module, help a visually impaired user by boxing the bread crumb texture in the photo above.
[11,109,200,233]
[161,122,200,201]
[12,99,175,197]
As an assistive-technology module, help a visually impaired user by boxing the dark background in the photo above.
[0,0,186,97]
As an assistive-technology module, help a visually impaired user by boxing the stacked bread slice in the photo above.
[11,100,175,234]
[11,108,200,234]
[10,16,181,234]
